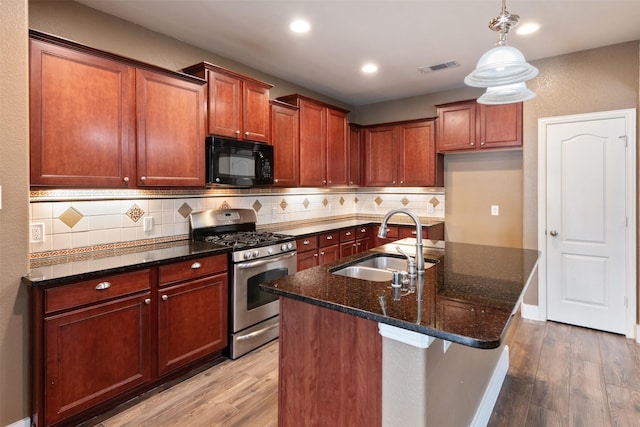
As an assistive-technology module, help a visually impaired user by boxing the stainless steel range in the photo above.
[190,208,296,359]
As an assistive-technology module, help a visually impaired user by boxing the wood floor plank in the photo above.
[606,384,640,427]
[507,318,546,382]
[545,321,572,343]
[569,360,611,427]
[599,331,640,391]
[570,325,602,364]
[525,404,567,427]
[487,375,534,427]
[530,336,571,414]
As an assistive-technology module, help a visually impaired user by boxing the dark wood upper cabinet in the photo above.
[270,100,299,187]
[135,69,206,187]
[436,99,522,152]
[183,62,273,143]
[364,118,441,187]
[277,94,349,187]
[348,124,362,186]
[29,37,135,188]
[29,31,207,188]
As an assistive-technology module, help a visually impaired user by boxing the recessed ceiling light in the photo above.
[290,19,311,33]
[362,63,378,73]
[517,23,540,35]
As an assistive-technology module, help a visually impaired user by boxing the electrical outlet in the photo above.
[30,223,45,243]
[271,207,278,221]
[426,203,435,215]
[143,216,153,232]
[491,205,500,216]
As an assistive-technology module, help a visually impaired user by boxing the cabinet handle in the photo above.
[303,240,310,245]
[320,251,325,256]
[326,235,333,240]
[95,281,111,291]
[123,176,129,183]
[352,243,357,247]
[144,298,151,305]
[191,262,202,269]
[140,176,146,182]
[360,228,366,233]
[314,253,319,257]
[345,231,352,236]
[411,230,417,235]
[162,295,168,301]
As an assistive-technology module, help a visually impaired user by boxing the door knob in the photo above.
[549,230,558,236]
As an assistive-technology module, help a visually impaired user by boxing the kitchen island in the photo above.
[260,239,539,426]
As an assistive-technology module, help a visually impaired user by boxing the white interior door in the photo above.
[545,114,630,334]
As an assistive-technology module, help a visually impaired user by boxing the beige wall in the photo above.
[0,0,30,425]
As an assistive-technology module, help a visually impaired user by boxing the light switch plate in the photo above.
[143,216,153,232]
[491,205,499,216]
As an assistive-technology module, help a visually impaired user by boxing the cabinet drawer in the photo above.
[45,269,151,314]
[340,228,356,242]
[319,231,340,248]
[376,225,399,239]
[399,226,427,239]
[296,236,319,253]
[159,254,227,286]
[356,226,371,238]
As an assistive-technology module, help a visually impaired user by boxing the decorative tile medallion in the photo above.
[339,196,345,206]
[401,197,410,206]
[59,207,84,228]
[322,197,329,207]
[374,196,383,206]
[252,200,262,212]
[125,204,145,223]
[354,197,359,204]
[219,200,231,210]
[303,198,310,209]
[177,202,193,218]
[429,197,440,207]
[280,199,288,210]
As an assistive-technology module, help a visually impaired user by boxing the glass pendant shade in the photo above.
[464,45,538,88]
[477,82,536,104]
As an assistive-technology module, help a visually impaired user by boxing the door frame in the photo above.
[537,108,637,339]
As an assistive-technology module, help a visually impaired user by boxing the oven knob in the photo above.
[253,250,260,258]
[280,243,287,252]
[243,251,252,260]
[287,242,293,250]
[267,247,273,255]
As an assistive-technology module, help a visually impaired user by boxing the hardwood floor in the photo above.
[96,315,640,427]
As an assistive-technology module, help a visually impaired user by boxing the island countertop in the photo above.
[260,239,539,349]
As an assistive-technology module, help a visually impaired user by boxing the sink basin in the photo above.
[332,266,394,282]
[355,254,409,271]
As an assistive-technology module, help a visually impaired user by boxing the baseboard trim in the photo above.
[636,324,640,343]
[5,417,30,427]
[521,303,542,321]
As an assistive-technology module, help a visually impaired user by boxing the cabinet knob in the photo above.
[320,251,325,256]
[140,176,147,182]
[162,294,168,301]
[191,262,202,269]
[400,180,404,184]
[323,180,327,184]
[123,176,129,183]
[411,230,417,235]
[95,281,111,291]
[392,181,396,184]
[236,130,241,135]
[245,131,250,136]
[470,142,475,146]
[349,181,353,184]
[144,298,151,305]
[480,142,485,146]
[314,253,319,257]
[274,179,279,183]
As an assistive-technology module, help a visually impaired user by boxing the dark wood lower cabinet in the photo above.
[279,297,382,426]
[44,293,152,425]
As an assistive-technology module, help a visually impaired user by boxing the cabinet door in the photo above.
[340,241,357,258]
[243,81,271,142]
[136,69,206,187]
[436,102,477,152]
[299,100,327,186]
[297,250,319,271]
[157,273,228,375]
[479,102,522,149]
[348,124,362,186]
[44,293,151,425]
[355,237,371,253]
[326,108,348,186]
[397,120,436,186]
[207,70,242,138]
[271,102,299,187]
[29,39,134,188]
[318,244,340,265]
[364,125,397,186]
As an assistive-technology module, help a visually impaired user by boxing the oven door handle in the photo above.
[236,323,279,341]
[237,251,296,269]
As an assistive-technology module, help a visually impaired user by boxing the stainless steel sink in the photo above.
[330,254,437,281]
[331,266,394,282]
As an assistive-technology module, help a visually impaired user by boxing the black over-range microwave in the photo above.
[206,136,274,187]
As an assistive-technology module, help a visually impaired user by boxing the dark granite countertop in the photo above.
[23,240,231,287]
[260,238,539,349]
[268,218,444,238]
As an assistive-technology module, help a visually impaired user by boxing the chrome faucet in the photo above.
[377,208,425,275]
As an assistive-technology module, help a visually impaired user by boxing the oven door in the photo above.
[232,251,297,333]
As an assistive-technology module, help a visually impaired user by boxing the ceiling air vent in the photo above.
[418,60,460,74]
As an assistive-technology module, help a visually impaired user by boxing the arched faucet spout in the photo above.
[377,209,425,275]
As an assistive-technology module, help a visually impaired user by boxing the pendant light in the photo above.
[465,0,538,104]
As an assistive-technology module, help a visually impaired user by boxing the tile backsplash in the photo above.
[29,188,444,255]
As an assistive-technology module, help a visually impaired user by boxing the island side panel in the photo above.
[279,297,382,426]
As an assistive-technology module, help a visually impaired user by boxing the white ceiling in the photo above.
[75,0,640,106]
